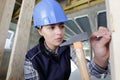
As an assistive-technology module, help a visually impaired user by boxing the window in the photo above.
[75,16,92,36]
[97,11,107,28]
[4,30,14,50]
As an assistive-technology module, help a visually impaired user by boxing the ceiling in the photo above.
[12,0,102,22]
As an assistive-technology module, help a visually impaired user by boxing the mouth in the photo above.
[55,38,63,42]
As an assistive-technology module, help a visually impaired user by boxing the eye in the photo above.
[48,26,55,30]
[59,26,64,29]
[59,23,64,29]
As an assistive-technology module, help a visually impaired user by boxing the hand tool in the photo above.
[60,32,90,80]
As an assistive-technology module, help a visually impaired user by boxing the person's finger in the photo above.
[99,27,110,35]
[98,27,111,39]
[98,34,111,45]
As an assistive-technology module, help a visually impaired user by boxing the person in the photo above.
[24,0,111,80]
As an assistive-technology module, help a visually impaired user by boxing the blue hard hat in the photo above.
[33,0,68,28]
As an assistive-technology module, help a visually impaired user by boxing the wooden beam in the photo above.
[64,0,105,14]
[13,8,20,19]
[67,0,72,5]
[0,0,15,65]
[64,0,90,10]
[15,1,21,6]
[105,0,120,80]
[6,0,35,79]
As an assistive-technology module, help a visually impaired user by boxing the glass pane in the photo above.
[97,11,107,28]
[64,20,81,34]
[75,16,92,36]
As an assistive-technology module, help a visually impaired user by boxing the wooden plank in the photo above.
[64,0,105,14]
[6,0,35,79]
[0,0,15,65]
[105,0,120,80]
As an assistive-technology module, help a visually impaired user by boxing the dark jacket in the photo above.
[26,37,71,80]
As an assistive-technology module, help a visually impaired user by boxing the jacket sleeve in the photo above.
[24,58,40,80]
[70,45,110,79]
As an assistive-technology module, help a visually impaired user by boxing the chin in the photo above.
[55,42,62,46]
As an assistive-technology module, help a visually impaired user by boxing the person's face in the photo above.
[38,23,65,50]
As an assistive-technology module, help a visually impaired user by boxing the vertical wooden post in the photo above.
[6,0,35,80]
[105,0,120,80]
[0,0,15,65]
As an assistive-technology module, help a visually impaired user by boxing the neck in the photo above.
[44,41,58,52]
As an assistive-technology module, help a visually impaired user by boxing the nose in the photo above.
[55,26,63,35]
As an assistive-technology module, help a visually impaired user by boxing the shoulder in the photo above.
[26,44,41,60]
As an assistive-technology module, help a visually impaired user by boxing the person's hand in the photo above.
[90,26,111,68]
